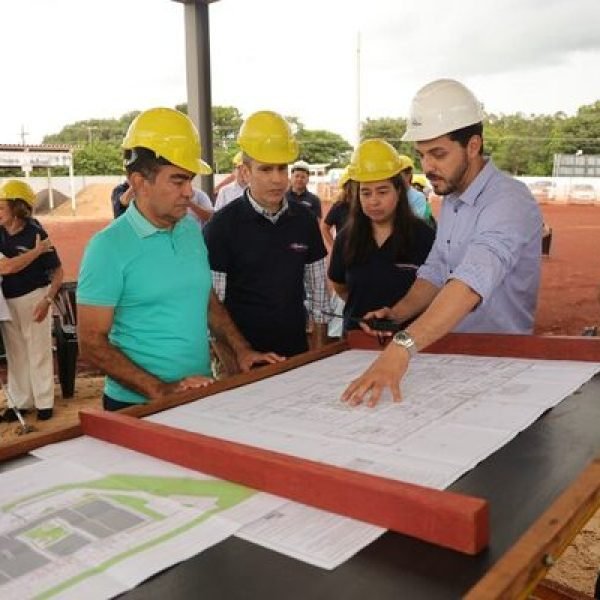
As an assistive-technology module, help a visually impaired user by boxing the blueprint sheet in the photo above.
[148,351,600,490]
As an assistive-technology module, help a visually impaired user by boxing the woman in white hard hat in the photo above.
[328,139,435,334]
[342,79,542,407]
[0,180,64,421]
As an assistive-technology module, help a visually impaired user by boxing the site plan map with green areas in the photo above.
[0,460,260,600]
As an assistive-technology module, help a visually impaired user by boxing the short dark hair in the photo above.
[448,122,484,155]
[124,147,172,181]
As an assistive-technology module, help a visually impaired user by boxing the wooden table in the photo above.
[2,333,599,599]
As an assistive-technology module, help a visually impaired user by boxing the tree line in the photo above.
[10,101,600,177]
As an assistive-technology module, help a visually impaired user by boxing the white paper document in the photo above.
[0,438,283,599]
[148,351,600,489]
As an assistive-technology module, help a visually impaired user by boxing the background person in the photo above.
[214,151,248,211]
[111,180,134,218]
[320,166,352,254]
[285,160,322,220]
[77,108,282,411]
[398,155,428,220]
[204,110,330,358]
[187,187,214,228]
[0,180,63,421]
[343,78,542,406]
[328,140,435,333]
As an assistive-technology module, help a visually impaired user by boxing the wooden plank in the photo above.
[0,424,82,463]
[465,457,600,599]
[347,331,600,362]
[0,342,348,463]
[531,579,594,600]
[80,408,490,555]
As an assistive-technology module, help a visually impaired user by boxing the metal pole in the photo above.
[68,160,76,216]
[47,167,54,211]
[182,2,214,196]
[356,31,361,147]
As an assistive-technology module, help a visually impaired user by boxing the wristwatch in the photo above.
[392,330,418,358]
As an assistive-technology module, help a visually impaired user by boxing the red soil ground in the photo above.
[41,202,600,336]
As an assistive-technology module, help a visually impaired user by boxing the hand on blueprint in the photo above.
[236,348,286,372]
[341,343,408,407]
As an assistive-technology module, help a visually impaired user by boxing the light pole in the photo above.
[172,0,220,196]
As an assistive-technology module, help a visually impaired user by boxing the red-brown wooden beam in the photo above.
[80,408,489,555]
[347,331,600,362]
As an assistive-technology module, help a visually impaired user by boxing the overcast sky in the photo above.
[1,0,599,146]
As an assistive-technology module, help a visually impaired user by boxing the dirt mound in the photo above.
[50,183,114,218]
[34,189,71,215]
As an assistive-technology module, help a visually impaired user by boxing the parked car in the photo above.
[569,184,597,203]
[528,180,556,201]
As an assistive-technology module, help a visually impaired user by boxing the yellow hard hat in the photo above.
[338,166,351,187]
[398,155,415,171]
[237,110,299,164]
[348,139,403,183]
[0,179,37,207]
[412,174,429,188]
[232,151,243,167]
[122,107,212,175]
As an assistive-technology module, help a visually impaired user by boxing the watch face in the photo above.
[393,330,416,355]
[393,331,409,345]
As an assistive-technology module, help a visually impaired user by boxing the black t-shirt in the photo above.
[0,219,62,299]
[284,189,322,220]
[204,194,327,357]
[328,220,435,331]
[324,200,350,233]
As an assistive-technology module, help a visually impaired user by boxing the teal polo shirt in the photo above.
[77,201,212,404]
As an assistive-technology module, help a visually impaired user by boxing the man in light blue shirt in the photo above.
[342,79,543,407]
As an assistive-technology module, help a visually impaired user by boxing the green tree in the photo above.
[360,117,417,165]
[556,101,600,156]
[296,129,352,168]
[73,142,123,175]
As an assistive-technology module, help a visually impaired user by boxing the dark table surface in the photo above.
[117,372,600,599]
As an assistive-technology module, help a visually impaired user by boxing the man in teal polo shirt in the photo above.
[77,108,282,410]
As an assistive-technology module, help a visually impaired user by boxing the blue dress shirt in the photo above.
[417,160,542,333]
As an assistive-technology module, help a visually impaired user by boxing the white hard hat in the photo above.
[291,160,311,173]
[402,79,484,142]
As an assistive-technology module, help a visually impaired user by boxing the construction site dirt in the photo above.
[0,193,599,596]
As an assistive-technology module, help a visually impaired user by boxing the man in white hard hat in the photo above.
[285,160,322,220]
[342,78,542,407]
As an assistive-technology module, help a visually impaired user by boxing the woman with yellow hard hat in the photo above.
[0,179,64,421]
[327,140,435,333]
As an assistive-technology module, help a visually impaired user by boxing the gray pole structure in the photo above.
[173,0,217,196]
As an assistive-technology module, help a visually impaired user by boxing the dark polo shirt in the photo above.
[0,219,61,299]
[328,220,435,332]
[204,194,326,357]
[285,189,322,220]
